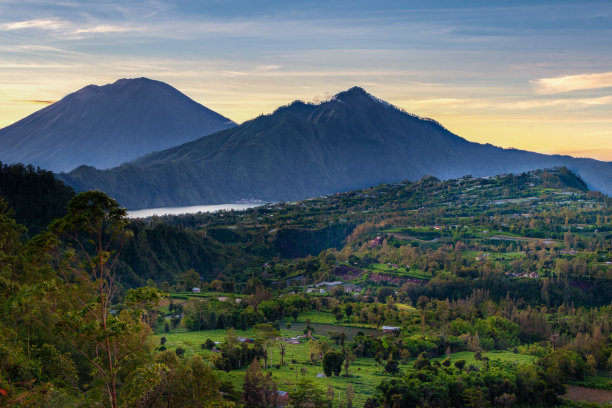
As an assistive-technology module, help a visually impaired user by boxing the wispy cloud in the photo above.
[502,96,612,109]
[10,99,56,105]
[75,25,142,34]
[2,18,65,31]
[1,18,142,37]
[533,72,612,94]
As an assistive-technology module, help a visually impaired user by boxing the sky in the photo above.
[1,0,612,160]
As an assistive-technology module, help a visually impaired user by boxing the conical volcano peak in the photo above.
[0,78,236,172]
[334,86,370,100]
[332,86,392,109]
[111,77,164,88]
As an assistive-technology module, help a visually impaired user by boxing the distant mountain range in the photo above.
[58,86,612,209]
[0,78,235,172]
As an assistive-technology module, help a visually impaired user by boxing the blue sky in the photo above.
[1,0,611,159]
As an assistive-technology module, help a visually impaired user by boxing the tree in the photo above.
[279,342,287,366]
[254,323,280,369]
[385,360,400,375]
[376,286,395,303]
[125,286,164,328]
[343,348,355,377]
[585,354,597,377]
[323,351,344,377]
[47,191,148,408]
[123,351,235,408]
[289,379,331,408]
[454,359,466,370]
[346,383,355,408]
[344,303,353,318]
[327,383,334,401]
[242,358,277,408]
[309,340,329,363]
[463,387,490,408]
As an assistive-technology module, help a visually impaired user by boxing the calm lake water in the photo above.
[127,203,262,218]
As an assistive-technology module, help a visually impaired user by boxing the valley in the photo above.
[1,162,611,407]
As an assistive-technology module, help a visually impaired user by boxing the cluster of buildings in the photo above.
[304,281,362,294]
[505,271,540,279]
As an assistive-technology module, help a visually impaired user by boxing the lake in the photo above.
[127,203,262,218]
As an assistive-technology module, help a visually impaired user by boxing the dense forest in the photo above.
[0,166,611,407]
[0,162,74,235]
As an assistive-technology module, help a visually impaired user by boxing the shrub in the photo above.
[454,359,466,370]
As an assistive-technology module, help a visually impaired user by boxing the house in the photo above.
[368,236,383,248]
[192,287,200,293]
[276,390,289,407]
[237,337,254,344]
[344,283,362,293]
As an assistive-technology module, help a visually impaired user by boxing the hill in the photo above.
[59,87,612,209]
[0,78,235,172]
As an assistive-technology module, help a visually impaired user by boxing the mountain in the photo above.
[0,78,236,172]
[58,86,612,209]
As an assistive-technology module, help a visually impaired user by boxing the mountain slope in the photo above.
[59,87,612,209]
[0,78,236,172]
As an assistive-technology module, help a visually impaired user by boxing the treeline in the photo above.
[0,162,74,234]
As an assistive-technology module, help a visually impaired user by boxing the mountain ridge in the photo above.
[0,77,236,172]
[58,86,612,209]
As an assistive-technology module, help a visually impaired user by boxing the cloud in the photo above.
[2,19,65,31]
[255,64,282,71]
[533,72,612,94]
[74,25,142,34]
[10,99,56,105]
[1,18,142,37]
[501,96,612,110]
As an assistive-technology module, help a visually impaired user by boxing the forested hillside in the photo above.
[0,162,74,234]
[1,167,611,407]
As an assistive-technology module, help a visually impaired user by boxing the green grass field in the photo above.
[570,374,612,391]
[293,311,378,329]
[156,327,391,406]
[367,263,431,279]
[461,250,525,262]
[434,350,536,367]
[157,323,539,407]
[293,310,338,324]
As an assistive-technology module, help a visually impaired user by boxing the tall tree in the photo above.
[242,358,277,408]
[289,379,331,408]
[253,323,280,369]
[48,191,148,408]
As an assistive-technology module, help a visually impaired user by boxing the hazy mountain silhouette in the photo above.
[0,78,235,172]
[59,86,612,209]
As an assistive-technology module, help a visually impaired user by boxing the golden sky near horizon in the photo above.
[2,77,611,162]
